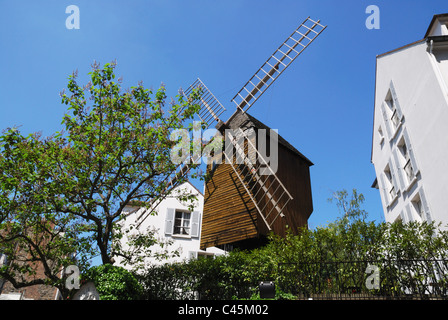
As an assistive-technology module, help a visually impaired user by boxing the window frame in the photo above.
[173,210,191,236]
[378,126,384,145]
[383,163,398,206]
[381,80,404,141]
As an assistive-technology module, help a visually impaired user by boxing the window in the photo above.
[413,198,424,219]
[402,129,419,180]
[380,160,400,207]
[380,80,403,140]
[384,165,396,201]
[391,133,419,193]
[406,189,431,223]
[403,157,414,182]
[378,126,384,145]
[409,194,424,222]
[165,208,200,237]
[386,96,400,130]
[173,210,191,235]
[397,138,414,183]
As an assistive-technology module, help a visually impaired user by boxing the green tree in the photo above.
[0,129,93,298]
[0,61,202,296]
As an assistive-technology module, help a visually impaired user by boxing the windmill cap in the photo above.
[225,110,314,166]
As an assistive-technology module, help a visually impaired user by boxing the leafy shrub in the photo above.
[136,262,197,300]
[136,190,448,300]
[136,219,448,300]
[85,264,143,300]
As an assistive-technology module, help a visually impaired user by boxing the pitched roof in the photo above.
[225,110,314,166]
[376,39,426,59]
[126,181,203,208]
[377,13,448,59]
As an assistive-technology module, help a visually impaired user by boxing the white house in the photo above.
[115,181,225,269]
[371,13,448,228]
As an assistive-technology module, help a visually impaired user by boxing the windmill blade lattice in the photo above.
[136,78,225,226]
[184,78,226,128]
[223,128,293,231]
[231,17,326,113]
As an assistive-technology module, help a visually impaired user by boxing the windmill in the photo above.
[138,16,326,249]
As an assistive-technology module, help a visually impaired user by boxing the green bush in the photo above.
[137,262,197,300]
[136,218,448,300]
[135,190,448,300]
[137,252,274,300]
[85,264,143,300]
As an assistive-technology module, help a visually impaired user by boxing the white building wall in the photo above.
[372,38,448,228]
[115,182,225,269]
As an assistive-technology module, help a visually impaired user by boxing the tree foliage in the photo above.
[0,129,92,296]
[0,61,202,296]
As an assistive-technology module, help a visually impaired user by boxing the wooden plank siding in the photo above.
[267,144,313,237]
[200,111,313,250]
[200,161,259,249]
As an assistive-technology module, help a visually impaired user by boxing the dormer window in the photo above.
[425,14,448,37]
[438,21,448,36]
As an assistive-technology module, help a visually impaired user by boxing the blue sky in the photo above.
[1,1,447,229]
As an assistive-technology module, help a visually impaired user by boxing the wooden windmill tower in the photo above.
[137,16,326,250]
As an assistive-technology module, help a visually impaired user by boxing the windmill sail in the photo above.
[184,78,226,129]
[136,162,192,227]
[223,128,293,231]
[231,17,326,113]
[136,79,226,226]
[134,15,325,235]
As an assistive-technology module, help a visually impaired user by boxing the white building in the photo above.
[371,14,448,227]
[115,181,225,269]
